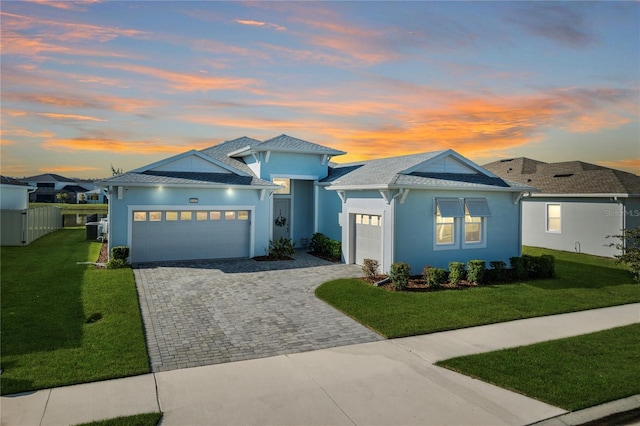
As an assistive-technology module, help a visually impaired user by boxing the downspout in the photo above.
[517,192,524,256]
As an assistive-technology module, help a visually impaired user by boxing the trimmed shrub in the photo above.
[448,261,466,285]
[529,254,555,279]
[389,262,410,291]
[510,256,529,280]
[106,258,129,269]
[310,233,331,255]
[268,238,296,259]
[489,260,507,282]
[467,260,486,284]
[425,267,447,288]
[329,240,342,260]
[362,258,379,280]
[111,246,129,261]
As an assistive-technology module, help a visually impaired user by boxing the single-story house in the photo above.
[483,158,640,257]
[98,134,533,272]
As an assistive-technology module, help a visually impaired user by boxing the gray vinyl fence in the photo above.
[1,206,62,246]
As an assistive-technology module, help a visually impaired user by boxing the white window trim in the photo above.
[433,197,489,250]
[546,203,562,233]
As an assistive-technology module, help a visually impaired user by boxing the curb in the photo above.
[530,394,640,426]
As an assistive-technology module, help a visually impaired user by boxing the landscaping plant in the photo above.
[362,258,380,281]
[607,226,640,282]
[489,261,507,282]
[466,260,486,284]
[389,262,410,291]
[268,237,296,259]
[423,266,447,289]
[448,261,465,285]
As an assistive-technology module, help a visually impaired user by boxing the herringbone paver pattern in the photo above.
[134,252,382,372]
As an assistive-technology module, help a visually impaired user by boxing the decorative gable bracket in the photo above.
[379,188,410,205]
[337,190,347,204]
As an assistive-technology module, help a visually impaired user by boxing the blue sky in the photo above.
[1,0,638,178]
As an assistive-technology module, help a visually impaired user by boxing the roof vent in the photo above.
[553,173,574,178]
[500,159,514,163]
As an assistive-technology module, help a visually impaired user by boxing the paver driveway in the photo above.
[134,251,382,372]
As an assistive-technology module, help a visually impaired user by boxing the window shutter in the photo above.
[436,199,464,217]
[465,199,491,217]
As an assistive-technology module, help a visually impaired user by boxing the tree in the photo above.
[56,192,69,203]
[607,226,640,282]
[110,164,123,176]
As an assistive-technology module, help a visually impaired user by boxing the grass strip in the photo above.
[1,229,149,395]
[315,247,640,338]
[74,412,162,426]
[437,324,640,411]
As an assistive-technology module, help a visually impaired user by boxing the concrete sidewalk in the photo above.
[2,304,638,426]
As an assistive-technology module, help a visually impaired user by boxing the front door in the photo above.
[273,198,291,241]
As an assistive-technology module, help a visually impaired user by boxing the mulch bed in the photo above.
[363,276,480,292]
[307,251,341,263]
[96,241,109,267]
[253,255,294,261]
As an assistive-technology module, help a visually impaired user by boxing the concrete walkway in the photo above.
[2,303,638,426]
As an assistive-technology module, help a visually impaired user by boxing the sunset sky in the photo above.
[1,0,639,179]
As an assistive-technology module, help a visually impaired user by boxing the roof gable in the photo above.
[228,134,346,158]
[23,173,75,183]
[200,137,261,176]
[132,150,249,176]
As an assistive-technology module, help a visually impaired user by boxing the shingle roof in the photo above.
[23,173,76,183]
[0,176,30,186]
[199,137,261,176]
[99,171,275,187]
[324,151,530,191]
[255,134,345,155]
[483,157,640,194]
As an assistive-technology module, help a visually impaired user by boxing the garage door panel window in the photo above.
[238,210,249,220]
[225,211,236,220]
[210,211,221,220]
[134,212,147,221]
[166,212,178,221]
[196,211,208,221]
[149,212,161,221]
[180,211,192,221]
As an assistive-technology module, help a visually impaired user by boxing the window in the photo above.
[238,211,249,220]
[464,207,482,243]
[134,212,147,221]
[273,178,291,195]
[436,206,455,245]
[149,212,162,221]
[225,211,236,220]
[547,204,561,233]
[180,211,192,221]
[435,198,489,248]
[196,211,208,221]
[355,214,362,224]
[210,211,221,220]
[166,211,178,221]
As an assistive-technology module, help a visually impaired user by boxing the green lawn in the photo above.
[437,324,640,411]
[315,247,640,338]
[75,413,162,426]
[1,229,149,395]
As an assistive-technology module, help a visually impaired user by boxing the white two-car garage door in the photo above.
[131,209,250,263]
[354,214,382,265]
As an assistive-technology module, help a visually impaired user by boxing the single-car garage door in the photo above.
[131,209,250,263]
[354,214,382,265]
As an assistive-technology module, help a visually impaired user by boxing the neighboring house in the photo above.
[483,158,640,258]
[23,173,88,203]
[0,175,34,210]
[1,176,61,246]
[98,134,533,272]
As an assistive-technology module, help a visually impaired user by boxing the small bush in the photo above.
[448,261,466,285]
[329,240,342,260]
[362,258,379,280]
[529,254,555,279]
[389,262,410,291]
[111,246,129,261]
[467,260,486,284]
[607,226,640,282]
[489,260,507,282]
[310,233,331,255]
[510,256,529,280]
[106,258,129,269]
[425,267,447,288]
[268,238,296,259]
